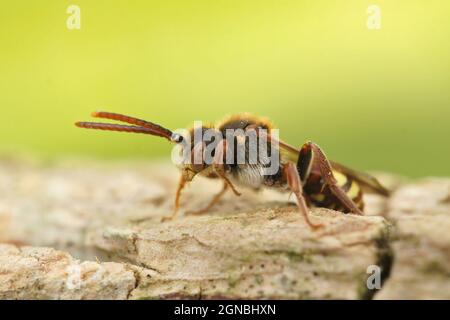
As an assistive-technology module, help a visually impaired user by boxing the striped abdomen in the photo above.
[303,169,364,212]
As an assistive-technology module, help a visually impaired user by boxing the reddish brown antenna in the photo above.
[75,111,183,143]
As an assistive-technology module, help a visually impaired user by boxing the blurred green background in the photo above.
[0,1,449,177]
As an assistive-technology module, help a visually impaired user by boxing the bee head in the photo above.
[76,112,222,182]
[176,125,222,179]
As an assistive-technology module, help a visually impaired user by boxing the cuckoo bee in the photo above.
[76,112,389,229]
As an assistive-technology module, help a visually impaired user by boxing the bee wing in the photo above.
[330,160,390,196]
[272,134,390,197]
[260,132,389,196]
[276,139,301,163]
[250,128,300,163]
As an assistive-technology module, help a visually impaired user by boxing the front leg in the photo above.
[162,140,207,221]
[161,174,187,222]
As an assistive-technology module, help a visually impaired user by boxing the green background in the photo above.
[1,1,449,177]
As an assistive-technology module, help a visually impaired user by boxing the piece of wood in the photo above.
[376,179,450,299]
[0,158,449,299]
[89,206,390,299]
[0,244,137,300]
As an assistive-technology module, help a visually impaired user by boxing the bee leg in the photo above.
[161,174,187,222]
[307,142,364,215]
[163,140,206,221]
[283,162,323,229]
[213,139,241,196]
[186,183,229,215]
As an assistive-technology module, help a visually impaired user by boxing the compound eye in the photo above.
[170,133,183,143]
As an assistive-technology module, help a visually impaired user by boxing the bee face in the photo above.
[176,125,220,179]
